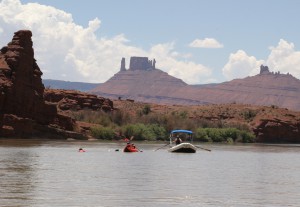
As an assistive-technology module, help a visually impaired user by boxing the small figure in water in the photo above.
[78,148,86,152]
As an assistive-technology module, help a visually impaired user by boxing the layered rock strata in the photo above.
[44,89,113,112]
[0,30,75,137]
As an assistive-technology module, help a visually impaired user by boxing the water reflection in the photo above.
[0,140,300,207]
[0,147,38,206]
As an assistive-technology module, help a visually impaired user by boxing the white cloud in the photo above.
[149,43,212,84]
[0,0,213,84]
[266,39,300,77]
[189,38,223,48]
[221,39,300,81]
[222,50,264,80]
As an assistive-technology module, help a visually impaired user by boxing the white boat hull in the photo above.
[168,143,197,153]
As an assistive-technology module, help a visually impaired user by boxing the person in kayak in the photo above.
[126,143,135,148]
[123,142,139,152]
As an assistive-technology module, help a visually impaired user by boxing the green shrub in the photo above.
[226,137,234,144]
[236,131,256,143]
[241,109,257,121]
[91,126,115,140]
[206,128,223,142]
[147,124,167,140]
[195,128,255,143]
[142,105,151,115]
[121,123,167,141]
[70,110,112,126]
[179,110,188,119]
[195,128,211,142]
[221,128,238,140]
[111,110,131,126]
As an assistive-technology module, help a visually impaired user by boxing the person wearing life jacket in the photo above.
[78,148,86,152]
[175,136,182,145]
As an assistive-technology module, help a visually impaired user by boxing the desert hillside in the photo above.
[91,58,300,111]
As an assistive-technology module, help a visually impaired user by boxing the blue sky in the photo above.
[1,0,300,84]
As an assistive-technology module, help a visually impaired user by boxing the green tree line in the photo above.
[71,106,256,143]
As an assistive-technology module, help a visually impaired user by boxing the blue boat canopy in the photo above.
[170,129,193,134]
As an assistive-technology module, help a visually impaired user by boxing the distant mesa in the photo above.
[90,55,188,103]
[120,56,156,71]
[91,60,300,111]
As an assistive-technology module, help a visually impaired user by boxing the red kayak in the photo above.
[123,143,139,152]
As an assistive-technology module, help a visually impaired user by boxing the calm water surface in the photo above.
[0,139,300,207]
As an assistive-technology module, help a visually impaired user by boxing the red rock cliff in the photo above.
[44,89,113,112]
[0,30,75,137]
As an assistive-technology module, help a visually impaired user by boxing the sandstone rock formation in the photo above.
[44,89,113,112]
[201,71,300,110]
[260,65,270,74]
[128,56,155,70]
[254,118,300,143]
[0,30,76,138]
[91,58,188,103]
[120,57,126,71]
[91,58,300,111]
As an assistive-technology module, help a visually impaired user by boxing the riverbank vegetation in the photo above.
[70,104,256,143]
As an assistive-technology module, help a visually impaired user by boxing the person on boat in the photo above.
[78,148,86,152]
[125,142,131,148]
[174,136,182,145]
[125,142,135,151]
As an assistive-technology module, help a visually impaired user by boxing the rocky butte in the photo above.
[0,30,113,138]
[90,57,194,103]
[91,57,300,142]
[91,59,300,111]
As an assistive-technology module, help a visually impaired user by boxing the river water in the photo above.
[0,139,300,207]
